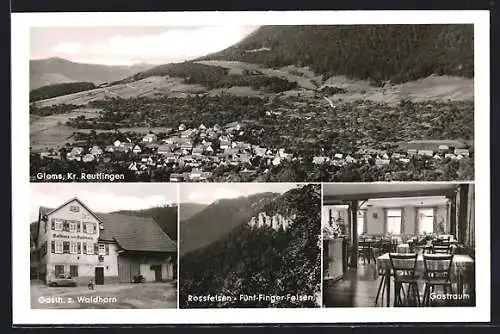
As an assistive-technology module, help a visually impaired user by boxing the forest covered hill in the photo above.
[179,203,208,221]
[30,82,97,102]
[180,192,280,255]
[199,25,474,85]
[180,184,321,308]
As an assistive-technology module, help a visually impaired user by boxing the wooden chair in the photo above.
[432,244,453,254]
[422,254,454,306]
[389,253,420,307]
[358,241,376,265]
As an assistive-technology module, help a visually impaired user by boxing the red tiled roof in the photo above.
[97,213,177,253]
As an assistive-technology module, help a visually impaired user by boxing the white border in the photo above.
[12,10,490,324]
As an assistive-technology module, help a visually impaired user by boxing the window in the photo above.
[54,219,63,231]
[70,242,78,254]
[54,265,65,277]
[70,205,80,212]
[63,241,70,254]
[418,208,434,234]
[55,241,63,254]
[43,221,47,233]
[84,223,95,234]
[69,222,77,233]
[70,265,79,277]
[98,244,106,255]
[86,242,94,254]
[386,209,402,235]
[77,242,82,254]
[357,210,365,236]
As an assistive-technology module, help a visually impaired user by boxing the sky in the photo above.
[30,183,178,222]
[30,26,259,66]
[180,183,302,205]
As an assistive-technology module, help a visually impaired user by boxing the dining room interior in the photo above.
[322,183,475,308]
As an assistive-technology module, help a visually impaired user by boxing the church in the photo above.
[34,197,177,285]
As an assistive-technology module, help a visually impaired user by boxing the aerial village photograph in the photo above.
[30,183,179,309]
[178,183,322,308]
[321,183,475,308]
[29,24,474,182]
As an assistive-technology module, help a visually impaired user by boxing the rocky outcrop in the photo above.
[248,212,296,231]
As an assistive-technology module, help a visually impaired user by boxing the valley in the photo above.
[29,24,475,182]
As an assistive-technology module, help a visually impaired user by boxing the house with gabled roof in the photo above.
[82,154,95,163]
[454,148,470,157]
[34,198,176,285]
[90,145,103,156]
[142,133,157,143]
[132,145,142,154]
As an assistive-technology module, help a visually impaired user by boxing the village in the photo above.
[32,116,473,182]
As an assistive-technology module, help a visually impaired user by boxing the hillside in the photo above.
[179,192,280,255]
[30,82,97,102]
[199,25,474,85]
[125,61,298,93]
[179,184,321,308]
[179,203,208,221]
[30,57,152,90]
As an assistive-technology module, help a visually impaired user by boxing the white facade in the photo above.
[37,199,119,285]
[36,198,176,285]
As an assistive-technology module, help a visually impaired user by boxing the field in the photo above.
[197,61,474,105]
[29,61,474,162]
[33,76,207,108]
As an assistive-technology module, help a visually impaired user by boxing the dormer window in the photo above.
[70,205,80,212]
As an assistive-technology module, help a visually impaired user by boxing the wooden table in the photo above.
[376,253,475,307]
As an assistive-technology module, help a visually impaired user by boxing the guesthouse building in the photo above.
[34,198,177,285]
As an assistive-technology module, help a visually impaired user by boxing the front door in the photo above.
[151,265,162,282]
[95,267,104,285]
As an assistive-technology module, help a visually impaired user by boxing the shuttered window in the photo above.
[63,241,70,254]
[51,241,55,253]
[86,242,94,255]
[70,265,78,277]
[55,241,63,254]
[70,242,77,254]
[54,265,64,278]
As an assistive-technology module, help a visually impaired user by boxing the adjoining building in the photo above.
[34,198,177,285]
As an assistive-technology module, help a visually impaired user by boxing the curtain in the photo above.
[433,207,438,234]
[400,208,406,235]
